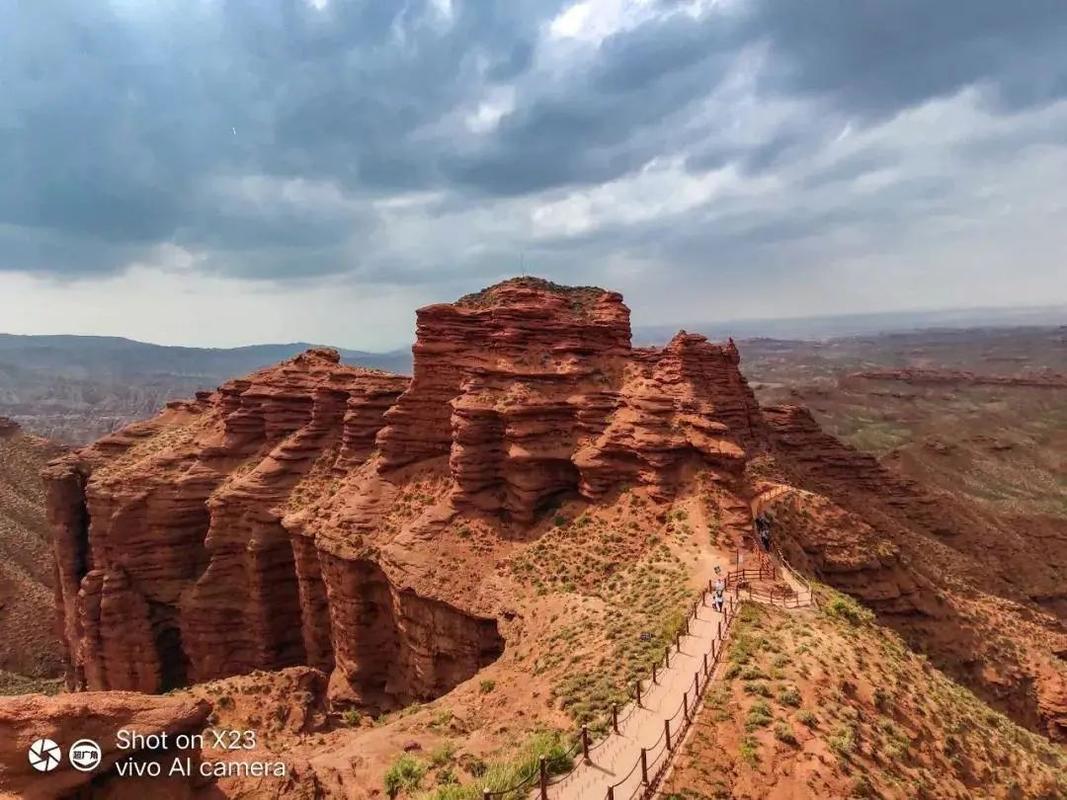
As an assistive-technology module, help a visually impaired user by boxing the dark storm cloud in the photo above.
[0,0,561,276]
[446,13,737,194]
[741,0,1067,116]
[2,0,1066,282]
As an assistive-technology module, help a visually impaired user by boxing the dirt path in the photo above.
[546,598,729,800]
[537,488,816,799]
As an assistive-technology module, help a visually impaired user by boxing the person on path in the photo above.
[712,589,725,613]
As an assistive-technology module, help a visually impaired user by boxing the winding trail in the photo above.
[546,596,729,800]
[531,485,816,800]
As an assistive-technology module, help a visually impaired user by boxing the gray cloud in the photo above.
[0,0,1066,317]
[741,0,1067,116]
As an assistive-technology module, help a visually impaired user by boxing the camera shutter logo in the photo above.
[69,739,103,772]
[27,739,62,772]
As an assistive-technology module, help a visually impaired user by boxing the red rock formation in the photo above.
[43,278,766,709]
[761,404,945,536]
[43,350,409,694]
[0,691,211,799]
[379,279,763,520]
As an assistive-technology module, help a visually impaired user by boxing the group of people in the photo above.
[711,576,726,612]
[708,515,775,615]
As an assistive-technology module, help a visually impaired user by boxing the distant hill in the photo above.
[633,303,1067,345]
[0,334,412,443]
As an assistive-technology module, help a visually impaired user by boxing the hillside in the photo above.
[0,334,412,443]
[0,418,65,693]
[663,594,1067,799]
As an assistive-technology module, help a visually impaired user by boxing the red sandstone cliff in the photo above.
[43,279,766,713]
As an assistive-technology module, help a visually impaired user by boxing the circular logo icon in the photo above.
[68,739,102,772]
[28,738,62,772]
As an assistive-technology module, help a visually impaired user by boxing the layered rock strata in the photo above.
[378,280,764,520]
[44,279,767,707]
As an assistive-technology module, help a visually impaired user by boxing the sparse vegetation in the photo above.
[384,755,426,798]
[662,595,1067,799]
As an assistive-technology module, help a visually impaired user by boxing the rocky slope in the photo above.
[0,417,65,691]
[663,597,1067,800]
[753,406,1067,741]
[26,278,1067,796]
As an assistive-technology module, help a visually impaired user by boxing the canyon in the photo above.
[6,278,1066,797]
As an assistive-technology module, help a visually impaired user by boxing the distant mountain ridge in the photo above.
[0,333,412,377]
[633,303,1066,345]
[0,334,412,443]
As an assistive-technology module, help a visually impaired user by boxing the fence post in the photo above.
[652,663,658,684]
[607,788,615,800]
[683,691,689,722]
[703,652,709,676]
[717,620,722,639]
[539,756,548,799]
[665,647,670,668]
[483,790,491,800]
[612,703,619,734]
[640,748,649,784]
[581,725,590,762]
[711,639,716,660]
[636,680,643,706]
[665,719,672,751]
[694,671,700,695]
[676,631,682,650]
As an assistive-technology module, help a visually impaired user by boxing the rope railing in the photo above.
[467,579,739,800]
[486,526,817,798]
[595,589,740,800]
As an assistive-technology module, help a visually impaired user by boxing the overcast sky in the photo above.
[2,0,1065,350]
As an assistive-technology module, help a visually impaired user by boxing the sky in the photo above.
[1,0,1066,350]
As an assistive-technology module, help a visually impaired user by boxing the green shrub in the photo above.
[430,742,456,767]
[778,687,802,707]
[873,686,891,710]
[823,593,874,626]
[739,735,760,766]
[384,755,425,798]
[773,722,798,746]
[745,700,773,731]
[828,725,856,760]
[479,679,496,694]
